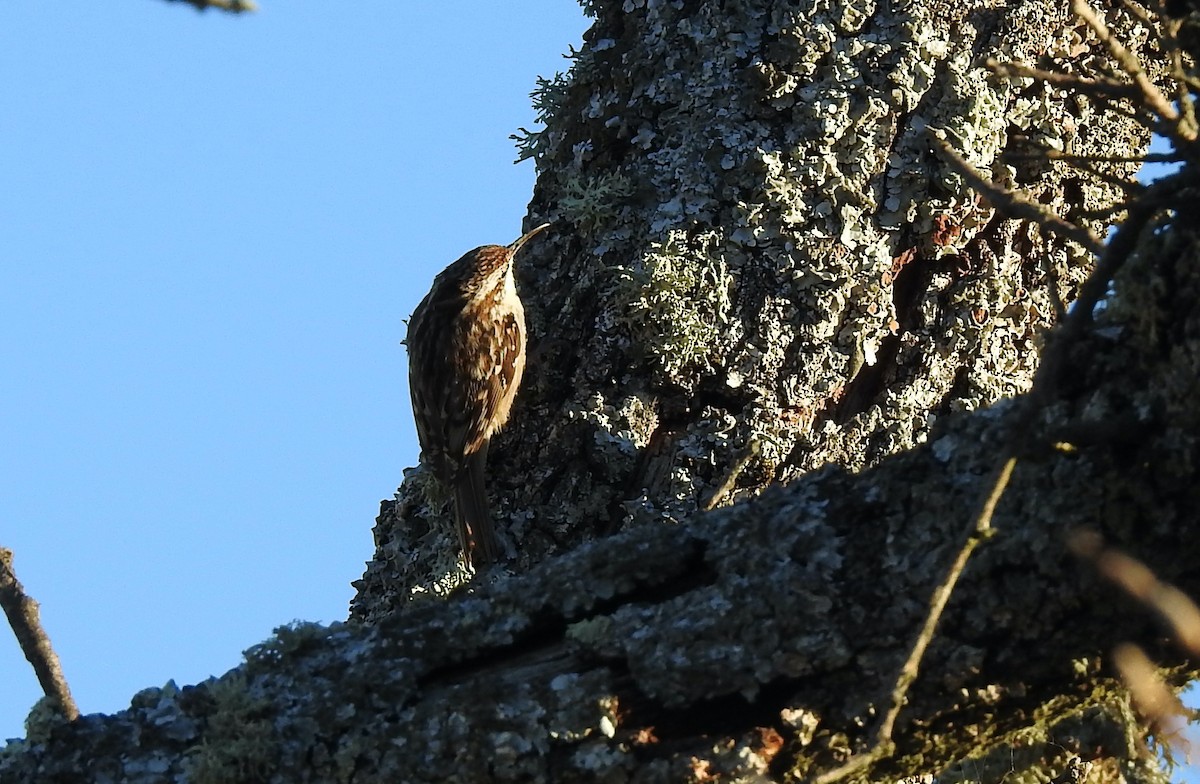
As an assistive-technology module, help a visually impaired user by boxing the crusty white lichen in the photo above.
[356,0,1150,621]
[610,229,736,378]
[558,171,635,235]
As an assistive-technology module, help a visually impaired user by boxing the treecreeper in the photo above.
[406,223,550,566]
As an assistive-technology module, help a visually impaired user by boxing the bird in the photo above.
[406,223,550,566]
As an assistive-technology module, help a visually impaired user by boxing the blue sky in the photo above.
[0,1,589,740]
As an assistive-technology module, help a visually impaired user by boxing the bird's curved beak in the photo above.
[509,222,551,255]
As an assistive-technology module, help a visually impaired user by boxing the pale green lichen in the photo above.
[611,230,735,378]
[514,71,575,163]
[243,620,333,671]
[21,696,70,745]
[558,171,635,234]
[183,673,277,784]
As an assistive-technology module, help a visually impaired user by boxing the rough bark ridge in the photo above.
[353,0,1147,604]
[1,216,1198,781]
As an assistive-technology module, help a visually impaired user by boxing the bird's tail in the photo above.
[453,448,499,566]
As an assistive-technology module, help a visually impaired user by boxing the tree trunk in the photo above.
[341,0,1188,777]
[6,1,1195,782]
[353,0,1147,609]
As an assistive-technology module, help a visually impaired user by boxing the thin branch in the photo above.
[1002,147,1150,195]
[1013,150,1183,165]
[1165,13,1200,141]
[929,135,1106,256]
[813,457,1015,784]
[0,547,79,721]
[1072,0,1196,142]
[1062,161,1143,195]
[874,455,1013,732]
[1045,261,1068,322]
[1072,0,1174,120]
[988,59,1142,101]
[701,437,761,511]
[163,0,259,13]
[1090,93,1169,134]
[1067,170,1188,335]
[986,58,1170,142]
[1074,201,1136,220]
[1119,0,1170,48]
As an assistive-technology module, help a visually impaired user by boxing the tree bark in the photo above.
[354,0,1148,608]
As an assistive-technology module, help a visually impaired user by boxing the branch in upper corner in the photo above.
[1003,146,1151,196]
[0,547,79,722]
[163,0,259,13]
[990,0,1198,146]
[1071,0,1195,143]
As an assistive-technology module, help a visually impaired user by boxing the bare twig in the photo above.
[1119,0,1170,49]
[1069,531,1200,653]
[1001,148,1149,197]
[813,457,1015,784]
[988,59,1143,102]
[701,437,761,511]
[1059,161,1143,196]
[871,455,1013,734]
[1074,201,1137,220]
[1005,149,1182,165]
[1045,262,1068,322]
[1078,169,1143,199]
[1062,170,1189,337]
[1017,193,1149,414]
[1165,15,1200,139]
[0,547,79,721]
[1090,94,1166,133]
[1072,0,1197,142]
[928,136,1106,256]
[989,0,1200,146]
[164,0,259,13]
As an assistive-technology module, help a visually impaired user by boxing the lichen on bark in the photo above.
[354,0,1147,607]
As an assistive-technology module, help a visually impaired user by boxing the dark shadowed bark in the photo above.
[4,1,1198,782]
